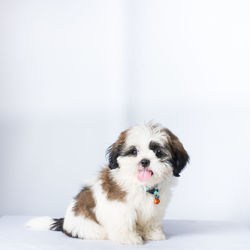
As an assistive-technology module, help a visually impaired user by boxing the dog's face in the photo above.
[107,123,189,186]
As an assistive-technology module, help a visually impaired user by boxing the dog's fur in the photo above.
[26,123,189,245]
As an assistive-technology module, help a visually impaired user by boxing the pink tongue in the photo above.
[137,170,152,182]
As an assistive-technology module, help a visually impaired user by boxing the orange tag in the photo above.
[154,197,160,204]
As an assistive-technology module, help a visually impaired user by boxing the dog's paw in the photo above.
[114,233,143,245]
[143,229,166,241]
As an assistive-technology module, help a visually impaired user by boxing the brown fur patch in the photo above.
[73,186,99,224]
[112,129,128,150]
[164,128,187,155]
[100,167,127,202]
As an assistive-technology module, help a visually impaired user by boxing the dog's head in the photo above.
[106,123,189,186]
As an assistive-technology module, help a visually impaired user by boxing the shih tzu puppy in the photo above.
[26,122,189,245]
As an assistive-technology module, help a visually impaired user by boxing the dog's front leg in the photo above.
[140,220,166,241]
[103,207,143,245]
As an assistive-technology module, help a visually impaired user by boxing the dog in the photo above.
[26,122,189,245]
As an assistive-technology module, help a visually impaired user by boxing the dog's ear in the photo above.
[164,129,189,177]
[106,130,127,170]
[106,143,120,169]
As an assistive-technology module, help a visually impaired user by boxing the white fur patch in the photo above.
[26,216,53,230]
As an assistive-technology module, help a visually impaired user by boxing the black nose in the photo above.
[141,159,150,167]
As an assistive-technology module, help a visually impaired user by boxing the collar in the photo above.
[144,186,158,194]
[143,186,160,205]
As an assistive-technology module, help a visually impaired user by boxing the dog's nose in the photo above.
[141,159,150,167]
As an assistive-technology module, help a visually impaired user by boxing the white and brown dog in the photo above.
[26,123,189,245]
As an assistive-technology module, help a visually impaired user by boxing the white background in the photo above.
[1,0,250,222]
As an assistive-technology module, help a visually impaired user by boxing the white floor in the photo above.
[0,216,249,250]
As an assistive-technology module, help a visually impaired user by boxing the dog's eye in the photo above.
[124,147,138,157]
[131,149,137,156]
[155,149,163,158]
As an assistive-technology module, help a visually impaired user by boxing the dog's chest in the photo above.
[131,188,161,220]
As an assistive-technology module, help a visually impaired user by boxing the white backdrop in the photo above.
[1,0,250,222]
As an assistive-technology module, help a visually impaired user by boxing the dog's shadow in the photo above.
[162,220,234,238]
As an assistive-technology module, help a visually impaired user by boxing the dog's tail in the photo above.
[26,217,64,231]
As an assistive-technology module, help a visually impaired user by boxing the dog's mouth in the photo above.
[137,168,153,182]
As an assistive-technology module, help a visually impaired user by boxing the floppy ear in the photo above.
[106,130,127,170]
[165,129,189,177]
[106,143,120,169]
